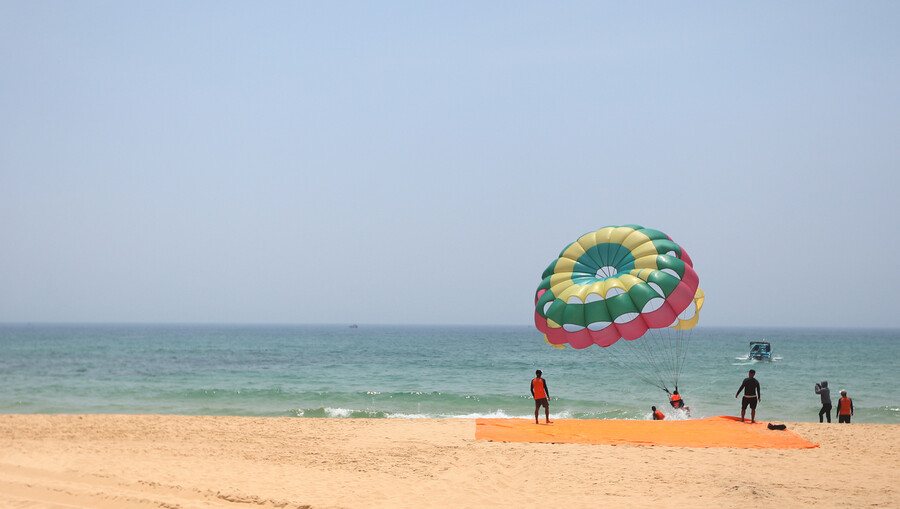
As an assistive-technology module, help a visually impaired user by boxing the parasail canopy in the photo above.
[534,225,703,392]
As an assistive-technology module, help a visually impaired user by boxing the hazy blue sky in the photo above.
[2,2,898,327]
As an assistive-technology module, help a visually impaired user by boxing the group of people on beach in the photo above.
[815,380,855,423]
[658,369,764,422]
[531,368,855,424]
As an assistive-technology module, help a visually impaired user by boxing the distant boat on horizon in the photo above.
[349,324,358,328]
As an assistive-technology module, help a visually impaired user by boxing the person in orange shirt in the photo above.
[668,389,692,417]
[651,406,665,420]
[531,369,551,424]
[670,390,685,409]
[836,390,854,423]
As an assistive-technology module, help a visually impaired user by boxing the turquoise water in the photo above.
[0,324,897,423]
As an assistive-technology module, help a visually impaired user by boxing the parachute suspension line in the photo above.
[599,345,670,393]
[676,328,695,388]
[601,335,671,393]
[672,329,684,387]
[668,328,682,388]
[639,330,675,390]
[648,328,676,388]
[658,324,695,390]
[639,333,670,390]
[636,336,673,393]
[598,339,664,391]
[651,327,682,390]
[599,323,696,395]
[664,327,683,387]
[638,328,677,391]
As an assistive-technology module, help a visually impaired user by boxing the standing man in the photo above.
[735,369,761,423]
[836,390,854,423]
[815,380,832,423]
[531,369,551,424]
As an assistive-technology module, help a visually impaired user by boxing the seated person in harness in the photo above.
[668,389,692,417]
[670,390,685,409]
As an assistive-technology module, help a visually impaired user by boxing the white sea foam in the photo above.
[2,324,897,424]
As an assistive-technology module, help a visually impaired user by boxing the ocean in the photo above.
[1,324,897,423]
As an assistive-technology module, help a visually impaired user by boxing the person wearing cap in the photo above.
[836,390,854,423]
[530,369,551,424]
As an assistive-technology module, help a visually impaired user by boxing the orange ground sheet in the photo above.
[475,416,819,449]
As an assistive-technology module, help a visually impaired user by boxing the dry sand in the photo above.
[1,414,897,508]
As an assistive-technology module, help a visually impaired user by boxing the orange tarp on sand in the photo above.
[475,416,818,449]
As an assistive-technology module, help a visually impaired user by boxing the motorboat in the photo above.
[748,341,772,360]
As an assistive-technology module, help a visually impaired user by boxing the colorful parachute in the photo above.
[542,286,705,350]
[673,287,704,330]
[534,225,702,391]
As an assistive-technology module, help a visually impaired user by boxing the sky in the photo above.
[1,1,899,328]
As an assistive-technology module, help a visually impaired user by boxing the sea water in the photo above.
[0,324,897,423]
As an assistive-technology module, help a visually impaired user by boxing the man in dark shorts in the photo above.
[735,369,761,423]
[531,369,551,424]
[836,390,854,423]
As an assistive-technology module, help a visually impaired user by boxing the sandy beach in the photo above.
[1,414,897,509]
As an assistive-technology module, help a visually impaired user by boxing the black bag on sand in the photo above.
[767,423,787,430]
